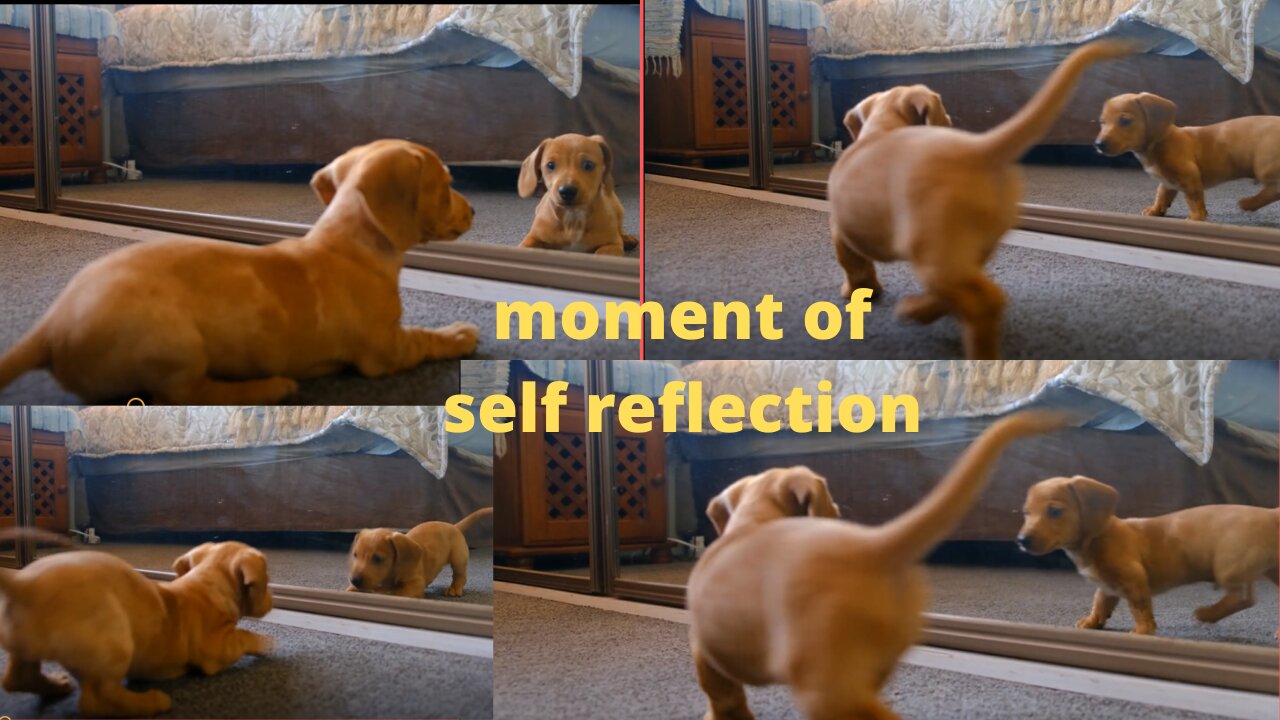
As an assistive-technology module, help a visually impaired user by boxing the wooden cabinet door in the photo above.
[0,427,70,533]
[54,53,101,166]
[614,430,666,543]
[768,43,812,148]
[0,48,35,169]
[524,413,593,546]
[691,35,752,150]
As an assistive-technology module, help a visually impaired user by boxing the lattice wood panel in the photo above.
[0,68,33,148]
[32,458,57,519]
[544,432,589,522]
[57,72,87,148]
[710,54,748,130]
[770,59,797,130]
[615,437,650,521]
[0,456,12,517]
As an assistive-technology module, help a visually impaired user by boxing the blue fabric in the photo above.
[0,406,81,433]
[693,0,826,30]
[0,5,117,41]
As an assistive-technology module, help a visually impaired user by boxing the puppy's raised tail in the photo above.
[873,410,1070,565]
[0,527,72,595]
[973,39,1140,166]
[0,324,50,395]
[454,507,494,534]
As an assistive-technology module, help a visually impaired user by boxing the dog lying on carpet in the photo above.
[0,139,479,404]
[1095,92,1280,221]
[1018,475,1280,635]
[687,411,1066,720]
[0,532,273,717]
[518,133,638,256]
[348,507,493,598]
[827,40,1137,359]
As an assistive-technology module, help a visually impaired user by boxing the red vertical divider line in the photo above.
[639,0,647,361]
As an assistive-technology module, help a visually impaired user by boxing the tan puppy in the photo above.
[688,411,1066,720]
[827,40,1137,359]
[0,537,272,717]
[518,133,638,256]
[842,84,952,147]
[348,507,493,598]
[0,139,479,404]
[1095,93,1280,221]
[1018,475,1280,636]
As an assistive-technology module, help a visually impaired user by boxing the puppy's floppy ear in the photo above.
[349,147,427,252]
[908,87,951,127]
[843,108,863,143]
[518,139,550,198]
[388,532,423,586]
[783,467,840,519]
[173,542,214,577]
[1136,93,1176,144]
[1068,475,1119,539]
[310,165,338,207]
[590,134,615,190]
[232,548,272,618]
[706,494,733,538]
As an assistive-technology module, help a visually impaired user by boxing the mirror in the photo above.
[23,405,493,606]
[0,10,44,201]
[618,359,1279,647]
[54,4,640,260]
[479,360,596,582]
[778,0,1280,228]
[644,2,761,181]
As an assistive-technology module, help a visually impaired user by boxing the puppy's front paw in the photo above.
[1141,205,1166,217]
[142,689,173,715]
[622,233,639,250]
[1193,605,1223,624]
[443,586,464,598]
[1131,624,1157,636]
[1187,211,1208,222]
[437,321,480,356]
[1074,615,1105,630]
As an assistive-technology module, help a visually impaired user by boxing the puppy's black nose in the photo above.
[1015,534,1032,552]
[1093,140,1108,154]
[349,576,363,589]
[557,185,578,203]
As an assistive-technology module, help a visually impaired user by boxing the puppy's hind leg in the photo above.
[197,628,274,676]
[895,293,948,325]
[1195,583,1255,623]
[3,655,73,698]
[927,271,1006,360]
[833,234,883,301]
[1239,185,1280,212]
[792,668,900,720]
[444,543,470,597]
[78,678,171,718]
[691,639,754,720]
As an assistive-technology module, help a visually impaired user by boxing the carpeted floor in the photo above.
[42,542,495,606]
[743,161,1280,230]
[0,619,492,719]
[59,174,642,257]
[0,218,635,404]
[494,592,1232,720]
[644,182,1280,358]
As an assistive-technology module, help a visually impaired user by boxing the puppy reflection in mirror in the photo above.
[1019,475,1280,635]
[347,508,493,598]
[1095,92,1280,221]
[518,133,638,256]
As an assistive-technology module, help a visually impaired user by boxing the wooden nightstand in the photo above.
[0,26,104,183]
[645,5,814,166]
[0,425,70,534]
[495,363,671,568]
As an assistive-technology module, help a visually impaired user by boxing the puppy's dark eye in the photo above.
[372,555,384,565]
[1047,506,1064,519]
[1118,116,1132,128]
[545,161,556,171]
[582,160,596,171]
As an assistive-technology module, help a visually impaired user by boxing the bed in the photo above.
[669,360,1280,544]
[810,0,1280,148]
[93,4,640,181]
[10,406,494,544]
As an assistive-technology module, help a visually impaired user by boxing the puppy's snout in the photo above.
[349,576,363,590]
[1015,534,1034,553]
[1093,139,1109,155]
[557,185,578,204]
